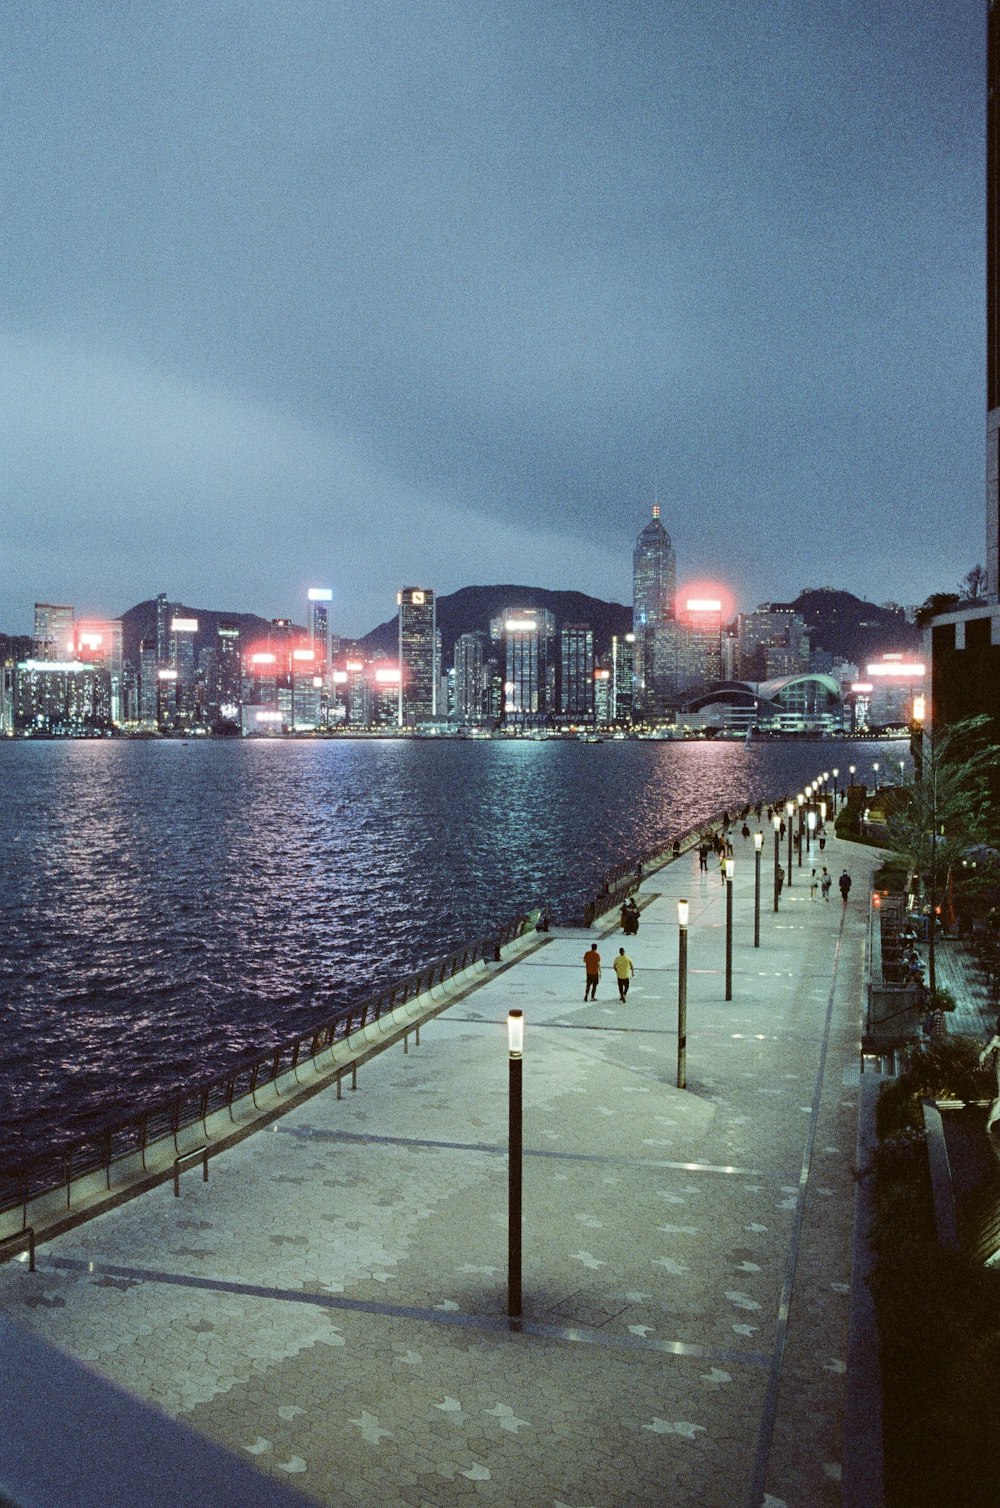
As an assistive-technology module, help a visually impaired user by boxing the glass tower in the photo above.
[632,504,676,632]
[398,588,436,725]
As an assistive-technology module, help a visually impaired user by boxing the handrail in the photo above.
[0,1226,35,1271]
[0,908,537,1224]
[577,796,789,928]
[173,1146,208,1197]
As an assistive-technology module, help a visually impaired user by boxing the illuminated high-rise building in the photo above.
[218,623,242,713]
[632,505,677,719]
[75,618,124,723]
[681,595,724,685]
[736,604,809,682]
[155,593,171,664]
[14,659,111,732]
[169,616,198,723]
[632,505,676,632]
[32,603,75,662]
[559,624,594,721]
[490,608,556,728]
[611,632,636,722]
[453,632,489,724]
[594,667,611,725]
[397,588,436,725]
[307,588,333,665]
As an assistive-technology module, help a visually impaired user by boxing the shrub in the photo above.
[875,1036,992,1139]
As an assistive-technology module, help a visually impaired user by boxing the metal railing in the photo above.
[0,910,536,1229]
[577,799,776,928]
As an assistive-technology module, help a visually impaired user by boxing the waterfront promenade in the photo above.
[0,828,883,1508]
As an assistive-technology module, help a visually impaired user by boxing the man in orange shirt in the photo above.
[583,945,601,1000]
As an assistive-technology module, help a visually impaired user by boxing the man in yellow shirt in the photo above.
[612,947,635,1003]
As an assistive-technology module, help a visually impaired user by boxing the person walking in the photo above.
[839,870,852,905]
[698,842,709,872]
[820,867,832,902]
[613,947,635,1002]
[718,851,727,885]
[583,944,602,1000]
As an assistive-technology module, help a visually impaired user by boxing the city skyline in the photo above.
[0,3,987,635]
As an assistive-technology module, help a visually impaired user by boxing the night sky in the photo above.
[0,1,987,637]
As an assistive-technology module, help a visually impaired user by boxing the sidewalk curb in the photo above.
[842,1070,886,1507]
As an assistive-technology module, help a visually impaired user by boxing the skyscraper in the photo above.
[632,504,676,632]
[490,608,556,728]
[453,632,489,724]
[611,632,636,722]
[307,588,333,665]
[632,504,677,718]
[32,603,75,662]
[559,624,594,721]
[398,588,436,725]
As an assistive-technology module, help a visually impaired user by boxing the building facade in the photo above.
[611,632,635,722]
[491,608,556,728]
[307,589,333,666]
[559,624,594,721]
[398,588,437,725]
[32,603,75,662]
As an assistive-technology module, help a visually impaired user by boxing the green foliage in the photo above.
[886,717,1000,875]
[873,861,909,892]
[869,1051,1000,1506]
[875,1036,993,1139]
[836,804,860,837]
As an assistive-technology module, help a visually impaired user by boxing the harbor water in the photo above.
[0,736,901,1167]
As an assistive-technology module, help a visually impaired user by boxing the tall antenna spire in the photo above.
[652,472,660,521]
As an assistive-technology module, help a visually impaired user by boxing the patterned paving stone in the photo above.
[0,832,883,1505]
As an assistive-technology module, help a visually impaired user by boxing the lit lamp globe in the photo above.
[677,899,689,929]
[754,831,763,853]
[507,1008,524,1058]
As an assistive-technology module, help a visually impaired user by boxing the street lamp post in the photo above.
[507,1009,524,1320]
[832,767,839,807]
[873,760,880,791]
[725,858,734,1000]
[677,900,688,1089]
[753,831,763,946]
[785,800,794,887]
[796,793,805,867]
[773,813,781,912]
[807,808,817,859]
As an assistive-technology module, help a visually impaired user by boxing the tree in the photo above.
[960,564,988,602]
[915,592,960,626]
[886,716,1000,991]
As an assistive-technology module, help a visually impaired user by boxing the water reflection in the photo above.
[0,736,902,1163]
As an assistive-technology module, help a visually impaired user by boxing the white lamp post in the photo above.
[677,900,689,1088]
[725,858,735,1000]
[507,1009,524,1319]
[753,831,763,946]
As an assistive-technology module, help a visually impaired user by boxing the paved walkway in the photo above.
[0,829,883,1508]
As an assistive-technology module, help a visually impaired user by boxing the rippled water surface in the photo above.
[0,736,901,1164]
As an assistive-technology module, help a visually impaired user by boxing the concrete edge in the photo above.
[0,927,554,1250]
[842,1070,886,1508]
